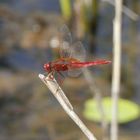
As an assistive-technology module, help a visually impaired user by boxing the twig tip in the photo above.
[38,73,45,79]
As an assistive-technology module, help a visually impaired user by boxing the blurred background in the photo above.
[0,0,140,140]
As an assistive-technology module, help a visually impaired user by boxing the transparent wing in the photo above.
[58,25,86,77]
[67,68,82,77]
[67,41,86,77]
[59,25,72,58]
[70,41,86,62]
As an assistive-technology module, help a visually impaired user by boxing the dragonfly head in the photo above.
[44,63,51,72]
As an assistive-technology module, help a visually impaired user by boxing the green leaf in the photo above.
[83,97,140,123]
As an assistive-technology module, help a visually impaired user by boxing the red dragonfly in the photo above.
[44,25,111,80]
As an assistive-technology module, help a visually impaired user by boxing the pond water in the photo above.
[0,0,140,140]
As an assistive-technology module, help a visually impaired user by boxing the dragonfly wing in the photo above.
[58,25,86,77]
[59,25,72,58]
[70,41,86,62]
[67,68,82,77]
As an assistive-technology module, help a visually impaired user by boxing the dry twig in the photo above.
[111,0,123,140]
[39,73,97,140]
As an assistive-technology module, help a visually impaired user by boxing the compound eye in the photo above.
[43,64,48,70]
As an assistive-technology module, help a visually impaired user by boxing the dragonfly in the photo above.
[44,25,111,81]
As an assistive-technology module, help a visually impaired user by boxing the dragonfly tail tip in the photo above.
[107,60,112,63]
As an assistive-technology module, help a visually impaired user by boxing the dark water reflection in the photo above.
[1,0,61,14]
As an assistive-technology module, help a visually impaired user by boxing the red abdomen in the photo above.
[69,60,111,69]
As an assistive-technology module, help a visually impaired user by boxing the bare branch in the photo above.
[39,73,97,140]
[111,0,123,140]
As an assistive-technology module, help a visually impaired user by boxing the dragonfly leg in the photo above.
[53,71,65,93]
[57,71,65,85]
[43,71,56,83]
[48,71,55,80]
[57,71,65,78]
[43,72,48,76]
